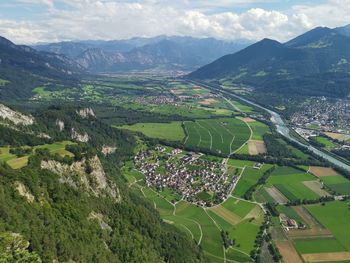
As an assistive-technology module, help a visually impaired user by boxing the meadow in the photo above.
[118,122,185,141]
[184,118,251,156]
[233,164,274,198]
[247,121,270,141]
[320,175,350,195]
[306,201,350,251]
[294,238,347,254]
[0,141,74,169]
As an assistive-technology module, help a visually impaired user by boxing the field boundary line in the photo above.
[183,121,190,144]
[193,123,202,147]
[197,121,213,150]
[206,120,224,144]
[222,96,241,112]
[179,224,194,240]
[232,119,253,154]
[173,203,203,245]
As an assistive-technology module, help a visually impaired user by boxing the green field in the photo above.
[231,100,254,112]
[0,141,74,169]
[321,175,350,195]
[306,201,350,250]
[184,118,251,156]
[253,186,276,203]
[315,136,337,148]
[118,122,185,141]
[294,238,347,254]
[247,121,270,140]
[228,159,256,168]
[233,165,274,198]
[265,166,320,201]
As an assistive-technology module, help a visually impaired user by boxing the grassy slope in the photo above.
[118,122,185,141]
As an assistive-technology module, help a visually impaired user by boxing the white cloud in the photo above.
[0,0,349,44]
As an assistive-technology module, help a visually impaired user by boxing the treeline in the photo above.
[93,104,193,126]
[332,149,350,162]
[263,133,294,158]
[243,167,275,200]
[0,125,50,147]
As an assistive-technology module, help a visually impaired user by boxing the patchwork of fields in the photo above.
[267,167,320,201]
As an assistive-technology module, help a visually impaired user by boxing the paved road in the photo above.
[186,80,350,172]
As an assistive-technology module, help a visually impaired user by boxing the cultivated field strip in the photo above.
[184,118,251,156]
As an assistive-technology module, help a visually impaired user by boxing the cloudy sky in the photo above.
[0,0,349,44]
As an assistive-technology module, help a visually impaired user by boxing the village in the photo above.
[134,146,239,207]
[290,97,350,134]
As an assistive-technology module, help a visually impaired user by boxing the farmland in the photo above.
[184,118,251,155]
[320,175,350,195]
[302,202,350,257]
[233,164,274,198]
[264,166,323,201]
[118,121,185,141]
[246,120,270,141]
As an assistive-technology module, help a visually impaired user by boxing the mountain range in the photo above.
[188,24,350,97]
[0,36,83,99]
[34,36,250,73]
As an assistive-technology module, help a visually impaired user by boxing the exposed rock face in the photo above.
[55,119,65,131]
[40,155,120,202]
[0,104,34,126]
[37,133,51,139]
[88,211,112,231]
[101,145,117,156]
[14,181,35,203]
[71,127,89,142]
[76,108,95,119]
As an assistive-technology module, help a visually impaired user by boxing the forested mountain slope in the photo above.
[0,104,205,262]
[188,25,350,97]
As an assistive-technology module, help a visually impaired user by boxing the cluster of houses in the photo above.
[135,95,178,106]
[291,98,350,134]
[134,147,238,207]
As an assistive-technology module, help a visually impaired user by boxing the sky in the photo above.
[0,0,349,44]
